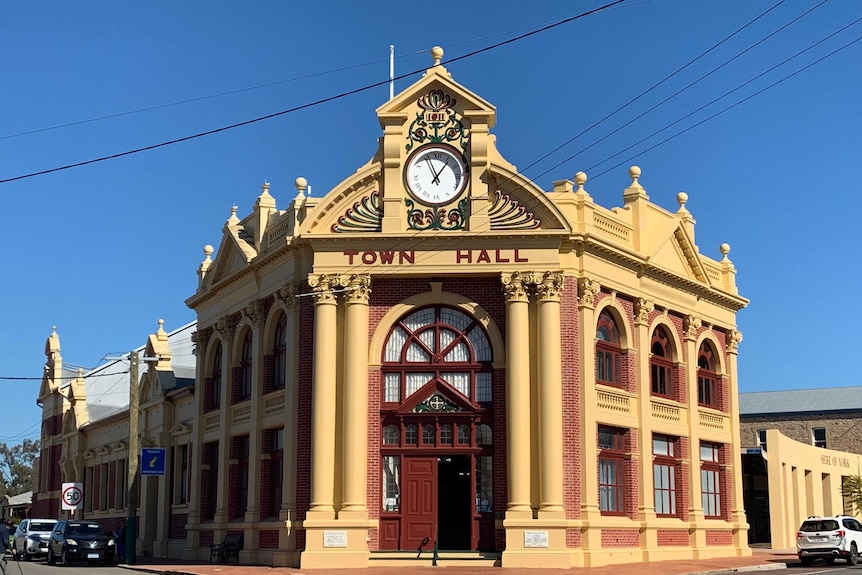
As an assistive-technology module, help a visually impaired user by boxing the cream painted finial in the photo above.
[295,176,308,198]
[431,46,444,66]
[720,243,731,262]
[52,325,57,334]
[203,245,213,258]
[629,166,641,183]
[574,171,587,191]
[677,192,688,207]
[158,318,164,328]
[262,180,270,190]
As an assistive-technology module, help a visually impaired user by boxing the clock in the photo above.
[404,144,468,205]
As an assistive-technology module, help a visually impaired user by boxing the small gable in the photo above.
[649,224,709,284]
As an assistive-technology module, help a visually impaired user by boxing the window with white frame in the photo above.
[756,429,767,451]
[812,427,827,448]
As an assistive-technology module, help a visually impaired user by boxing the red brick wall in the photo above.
[108,461,116,509]
[204,377,215,412]
[657,529,688,546]
[678,436,691,521]
[259,530,279,549]
[169,513,188,539]
[719,443,732,521]
[366,369,381,550]
[561,277,581,522]
[259,431,273,519]
[231,367,242,405]
[601,529,639,547]
[706,530,733,545]
[94,464,101,510]
[262,354,274,394]
[625,428,639,520]
[200,530,213,546]
[295,292,313,546]
[566,528,581,548]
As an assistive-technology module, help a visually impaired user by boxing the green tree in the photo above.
[841,475,862,516]
[0,439,40,498]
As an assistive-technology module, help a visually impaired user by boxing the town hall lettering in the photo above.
[342,249,529,265]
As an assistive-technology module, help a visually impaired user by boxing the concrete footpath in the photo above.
[119,548,797,575]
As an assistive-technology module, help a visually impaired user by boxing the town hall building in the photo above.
[33,47,750,569]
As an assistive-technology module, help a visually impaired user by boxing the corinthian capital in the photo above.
[501,272,530,303]
[727,329,743,354]
[277,282,297,311]
[634,297,654,326]
[243,300,265,328]
[215,315,236,341]
[307,274,339,305]
[683,315,702,340]
[534,271,564,302]
[343,274,372,304]
[577,277,601,308]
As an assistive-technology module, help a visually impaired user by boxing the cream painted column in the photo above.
[246,302,266,523]
[683,315,706,554]
[340,274,371,518]
[633,298,657,556]
[535,272,564,516]
[185,329,207,556]
[577,278,602,517]
[502,272,532,516]
[307,274,339,518]
[725,329,750,550]
[214,316,235,526]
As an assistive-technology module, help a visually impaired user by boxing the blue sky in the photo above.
[1,0,860,443]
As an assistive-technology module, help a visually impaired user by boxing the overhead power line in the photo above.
[0,370,130,381]
[0,0,626,185]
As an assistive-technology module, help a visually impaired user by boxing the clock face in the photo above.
[404,145,468,205]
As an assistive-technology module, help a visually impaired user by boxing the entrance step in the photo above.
[370,550,501,567]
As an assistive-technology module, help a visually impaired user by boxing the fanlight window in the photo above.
[382,306,493,404]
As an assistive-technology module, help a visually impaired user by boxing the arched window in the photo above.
[476,424,492,446]
[272,314,287,391]
[211,343,223,410]
[383,425,400,445]
[697,342,718,408]
[382,306,492,404]
[596,310,622,386]
[650,327,673,398]
[239,330,253,401]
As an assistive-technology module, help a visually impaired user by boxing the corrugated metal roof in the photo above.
[739,386,862,416]
[81,320,197,424]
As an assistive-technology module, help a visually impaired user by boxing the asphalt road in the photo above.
[1,557,122,575]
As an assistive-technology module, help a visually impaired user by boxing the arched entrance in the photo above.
[378,305,495,552]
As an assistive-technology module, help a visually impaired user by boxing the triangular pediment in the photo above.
[206,230,256,287]
[649,224,709,284]
[398,379,475,415]
[377,62,496,126]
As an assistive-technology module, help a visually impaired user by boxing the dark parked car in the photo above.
[46,520,115,566]
[13,518,57,560]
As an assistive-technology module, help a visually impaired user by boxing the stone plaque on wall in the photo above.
[524,530,549,548]
[323,530,347,548]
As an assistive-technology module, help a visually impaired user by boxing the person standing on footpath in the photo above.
[0,521,11,575]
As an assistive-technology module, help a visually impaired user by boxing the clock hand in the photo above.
[424,157,441,185]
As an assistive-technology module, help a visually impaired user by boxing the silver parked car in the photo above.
[13,518,58,561]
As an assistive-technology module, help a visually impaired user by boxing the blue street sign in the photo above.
[141,447,167,476]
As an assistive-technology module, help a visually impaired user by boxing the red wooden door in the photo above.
[401,457,437,551]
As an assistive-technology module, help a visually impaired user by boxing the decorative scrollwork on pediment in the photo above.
[332,191,383,233]
[406,197,468,231]
[413,394,459,413]
[489,190,541,230]
[406,89,468,152]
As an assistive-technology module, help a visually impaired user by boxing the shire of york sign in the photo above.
[343,249,530,266]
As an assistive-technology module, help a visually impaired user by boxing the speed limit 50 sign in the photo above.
[61,482,84,510]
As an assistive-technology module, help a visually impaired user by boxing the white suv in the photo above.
[797,515,862,566]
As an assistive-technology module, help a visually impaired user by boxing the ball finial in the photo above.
[677,191,688,207]
[720,243,731,256]
[431,46,444,66]
[629,166,641,183]
[574,171,587,190]
[295,177,308,192]
[203,245,214,256]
